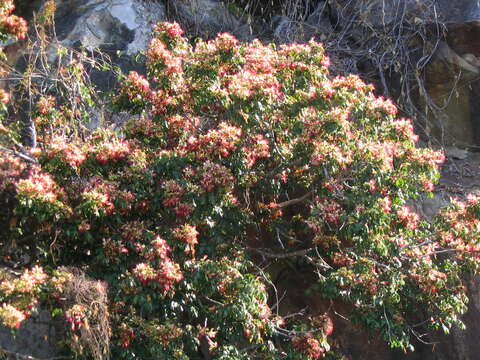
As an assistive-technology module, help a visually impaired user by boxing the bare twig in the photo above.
[0,147,37,163]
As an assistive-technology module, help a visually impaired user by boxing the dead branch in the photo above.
[275,191,314,209]
[248,247,314,259]
[0,147,37,163]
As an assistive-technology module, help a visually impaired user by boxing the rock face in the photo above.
[54,0,167,54]
[424,0,480,146]
[435,0,480,23]
[0,310,59,359]
[167,0,253,40]
[53,0,252,53]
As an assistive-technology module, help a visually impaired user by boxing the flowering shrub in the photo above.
[1,19,480,359]
[0,0,27,45]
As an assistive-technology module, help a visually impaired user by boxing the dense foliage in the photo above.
[1,10,480,360]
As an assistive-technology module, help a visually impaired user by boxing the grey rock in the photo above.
[54,0,167,54]
[0,310,59,359]
[422,5,480,146]
[445,146,470,160]
[271,15,298,43]
[168,0,252,40]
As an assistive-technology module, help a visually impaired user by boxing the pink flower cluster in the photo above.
[145,236,171,260]
[46,137,86,168]
[243,134,270,168]
[406,148,445,168]
[366,96,398,116]
[16,171,60,203]
[132,263,156,284]
[93,139,131,164]
[244,40,277,74]
[192,123,242,159]
[132,258,183,292]
[363,140,400,171]
[330,74,373,93]
[211,32,239,51]
[19,265,48,293]
[378,196,392,213]
[0,0,27,40]
[81,177,118,215]
[0,266,47,297]
[311,141,351,169]
[0,154,26,191]
[126,230,183,291]
[150,89,174,115]
[123,71,151,101]
[146,38,182,75]
[227,70,281,100]
[153,21,184,39]
[396,206,420,230]
[393,118,419,143]
[165,114,197,138]
[0,89,10,104]
[0,304,26,329]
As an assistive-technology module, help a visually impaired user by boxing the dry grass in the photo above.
[60,268,111,360]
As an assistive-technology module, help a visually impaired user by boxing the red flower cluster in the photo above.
[45,137,86,168]
[132,259,182,292]
[92,139,131,164]
[292,333,325,359]
[0,0,27,40]
[200,161,234,192]
[162,180,193,218]
[146,38,182,75]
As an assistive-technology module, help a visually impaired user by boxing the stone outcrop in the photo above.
[53,0,253,53]
[167,0,253,40]
[54,0,167,54]
[424,29,480,146]
[423,0,480,146]
[0,310,59,359]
